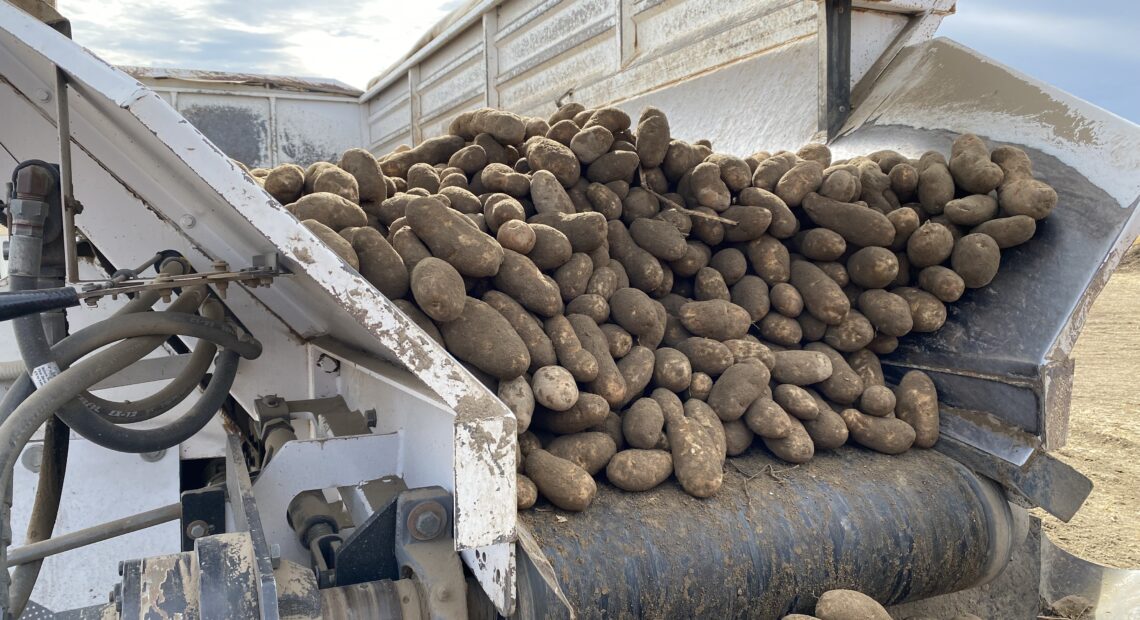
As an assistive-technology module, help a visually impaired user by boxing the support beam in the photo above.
[817,0,851,138]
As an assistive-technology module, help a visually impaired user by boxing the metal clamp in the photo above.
[395,487,468,620]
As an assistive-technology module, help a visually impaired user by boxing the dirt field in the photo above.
[1037,245,1140,568]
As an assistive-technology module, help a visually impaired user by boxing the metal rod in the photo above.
[7,502,182,566]
[54,67,80,284]
[817,0,852,138]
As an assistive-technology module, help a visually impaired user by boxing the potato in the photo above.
[887,206,921,252]
[610,287,664,341]
[706,153,753,192]
[549,102,585,124]
[439,297,529,379]
[302,220,359,268]
[949,134,1004,194]
[525,449,596,511]
[450,108,526,145]
[623,398,666,449]
[493,250,563,317]
[483,193,525,233]
[798,228,847,261]
[670,241,712,279]
[608,221,664,292]
[856,289,912,337]
[859,384,896,417]
[517,473,538,509]
[568,314,628,408]
[289,192,368,231]
[790,260,850,325]
[600,323,633,359]
[773,384,820,421]
[708,248,747,286]
[339,226,408,299]
[531,366,579,412]
[651,347,691,393]
[410,257,465,322]
[724,339,775,369]
[804,343,863,405]
[635,108,671,168]
[846,349,884,388]
[584,182,621,220]
[480,163,530,197]
[675,337,734,377]
[839,408,915,454]
[752,152,797,191]
[406,196,504,277]
[907,222,955,268]
[264,164,305,204]
[761,415,814,463]
[731,275,771,321]
[569,125,614,164]
[889,163,918,201]
[542,314,598,382]
[802,193,895,247]
[770,283,804,318]
[771,350,832,385]
[606,449,673,492]
[918,162,955,215]
[526,223,574,270]
[406,163,440,194]
[867,334,898,355]
[895,370,939,448]
[497,219,537,254]
[314,166,361,204]
[380,135,466,178]
[744,397,793,438]
[760,313,803,346]
[945,194,998,228]
[776,160,824,207]
[747,235,791,285]
[526,136,580,187]
[537,392,609,434]
[971,215,1036,249]
[546,432,616,476]
[688,371,714,401]
[951,232,1001,288]
[722,419,753,456]
[678,299,751,341]
[802,405,849,450]
[587,150,640,184]
[823,309,875,352]
[846,247,899,289]
[498,375,535,434]
[707,361,770,422]
[893,287,947,332]
[566,294,610,324]
[819,168,859,202]
[616,346,656,407]
[739,187,798,239]
[668,410,724,498]
[797,313,828,343]
[303,161,335,192]
[392,299,443,345]
[694,267,730,302]
[482,291,558,372]
[630,218,687,261]
[815,589,891,620]
[991,145,1057,220]
[914,265,964,303]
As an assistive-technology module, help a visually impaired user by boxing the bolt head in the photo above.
[186,520,209,539]
[414,511,443,539]
[34,88,51,103]
[140,449,166,462]
[20,444,43,473]
[179,214,196,229]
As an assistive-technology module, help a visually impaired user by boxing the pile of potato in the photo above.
[244,104,1056,513]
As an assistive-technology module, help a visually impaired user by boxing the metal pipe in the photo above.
[8,502,181,566]
[53,67,79,284]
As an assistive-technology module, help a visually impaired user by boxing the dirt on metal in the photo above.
[1036,242,1140,568]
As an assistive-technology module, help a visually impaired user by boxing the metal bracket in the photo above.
[180,485,226,552]
[817,0,851,138]
[333,482,405,587]
[225,435,280,620]
[395,487,468,620]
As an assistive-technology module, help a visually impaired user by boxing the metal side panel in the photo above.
[0,3,516,560]
[832,38,1140,453]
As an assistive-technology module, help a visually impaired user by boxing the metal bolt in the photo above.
[262,395,281,408]
[33,88,51,103]
[408,501,447,541]
[364,409,377,429]
[117,561,124,576]
[140,449,166,462]
[185,519,209,540]
[316,354,340,374]
[179,214,196,229]
[270,543,282,569]
[20,444,43,473]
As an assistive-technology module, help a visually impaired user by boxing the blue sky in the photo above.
[937,1,1140,123]
[54,1,1138,124]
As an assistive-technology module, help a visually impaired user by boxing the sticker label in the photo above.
[30,362,60,389]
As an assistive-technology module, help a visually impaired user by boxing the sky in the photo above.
[54,0,1139,124]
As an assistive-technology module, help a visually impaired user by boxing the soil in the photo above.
[1036,243,1140,568]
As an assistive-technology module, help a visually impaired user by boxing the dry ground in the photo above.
[1037,245,1140,568]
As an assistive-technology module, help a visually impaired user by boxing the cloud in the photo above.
[56,0,462,87]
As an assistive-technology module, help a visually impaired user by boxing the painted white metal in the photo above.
[250,433,402,567]
[362,0,953,155]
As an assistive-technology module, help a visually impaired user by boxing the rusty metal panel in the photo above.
[176,93,271,168]
[274,98,362,165]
